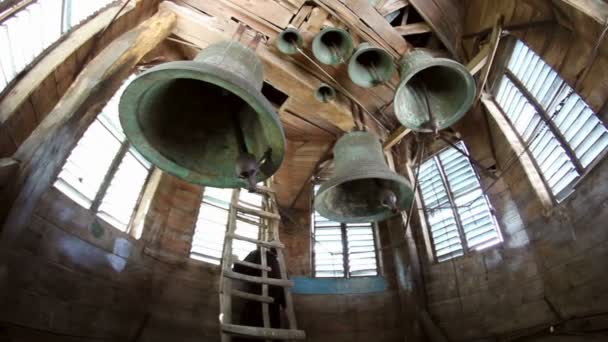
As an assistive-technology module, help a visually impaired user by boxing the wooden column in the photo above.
[0,9,176,243]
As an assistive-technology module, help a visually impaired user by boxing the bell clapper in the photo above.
[232,111,260,192]
[330,43,344,63]
[421,82,439,134]
[380,187,399,214]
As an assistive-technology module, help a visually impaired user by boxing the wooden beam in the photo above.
[480,93,553,209]
[394,22,432,36]
[0,9,176,242]
[383,126,412,150]
[408,0,462,59]
[0,1,138,125]
[376,0,409,17]
[0,158,19,188]
[465,44,489,76]
[560,0,608,25]
[475,15,503,102]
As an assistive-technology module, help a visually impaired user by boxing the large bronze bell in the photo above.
[394,50,475,132]
[314,131,413,223]
[119,41,285,190]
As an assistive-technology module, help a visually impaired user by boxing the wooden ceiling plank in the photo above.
[315,0,410,57]
[377,0,409,17]
[409,0,462,59]
[162,1,355,132]
[394,22,432,36]
[177,0,280,37]
[559,0,608,25]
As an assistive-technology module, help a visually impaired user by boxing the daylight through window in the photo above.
[312,186,379,277]
[54,77,152,232]
[494,39,608,200]
[418,142,502,262]
[0,0,115,93]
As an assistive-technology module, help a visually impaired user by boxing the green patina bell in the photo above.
[276,26,303,55]
[312,27,354,65]
[314,131,413,223]
[119,41,285,189]
[314,83,336,103]
[347,43,395,88]
[394,49,476,132]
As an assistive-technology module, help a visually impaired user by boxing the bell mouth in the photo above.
[314,84,336,103]
[119,62,285,188]
[314,177,413,223]
[348,47,394,87]
[313,28,353,65]
[277,29,303,55]
[395,59,475,132]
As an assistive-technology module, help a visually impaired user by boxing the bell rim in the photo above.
[314,170,414,223]
[119,60,285,188]
[312,27,354,65]
[347,44,395,88]
[395,54,476,132]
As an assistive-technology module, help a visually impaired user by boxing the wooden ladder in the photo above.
[219,183,306,341]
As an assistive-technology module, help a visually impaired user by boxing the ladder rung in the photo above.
[226,232,284,249]
[224,270,293,287]
[233,259,271,272]
[235,204,280,220]
[221,324,306,340]
[236,214,264,226]
[230,289,274,303]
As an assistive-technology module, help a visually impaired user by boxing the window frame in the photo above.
[418,142,503,263]
[492,37,608,203]
[53,75,153,235]
[189,187,264,265]
[0,0,117,93]
[311,184,380,278]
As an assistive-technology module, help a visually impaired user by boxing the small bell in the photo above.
[348,43,395,88]
[314,83,336,103]
[276,26,303,55]
[312,27,354,65]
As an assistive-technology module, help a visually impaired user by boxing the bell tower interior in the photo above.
[0,0,608,341]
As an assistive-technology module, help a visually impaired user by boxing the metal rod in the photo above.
[403,141,424,233]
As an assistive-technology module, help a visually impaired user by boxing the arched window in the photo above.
[54,76,152,233]
[0,0,115,92]
[418,141,502,262]
[494,39,608,201]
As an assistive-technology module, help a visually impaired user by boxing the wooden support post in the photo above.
[475,15,503,102]
[383,126,412,151]
[0,9,176,242]
[220,188,241,342]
